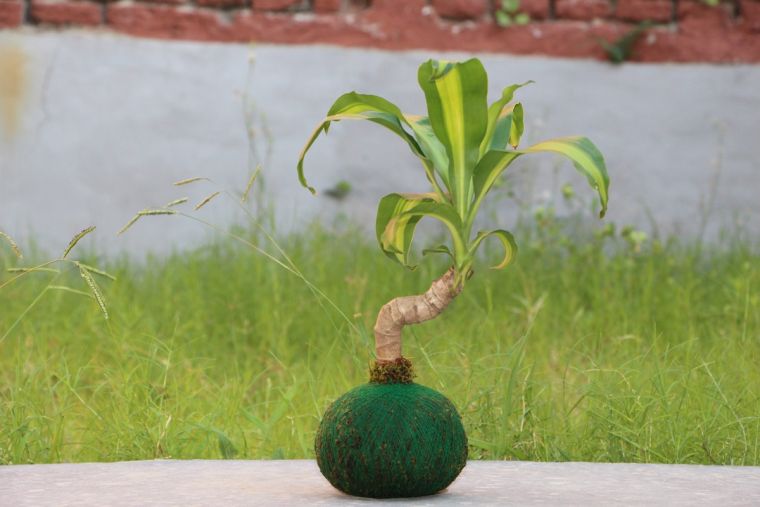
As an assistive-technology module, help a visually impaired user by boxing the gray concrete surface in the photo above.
[1,30,759,256]
[2,459,760,506]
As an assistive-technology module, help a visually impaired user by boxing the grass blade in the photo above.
[0,231,23,258]
[173,177,207,186]
[63,226,96,259]
[120,208,178,235]
[165,197,189,208]
[78,265,109,319]
[6,267,60,274]
[139,209,178,216]
[47,285,95,298]
[118,215,141,236]
[242,164,262,203]
[75,262,117,281]
[195,192,220,211]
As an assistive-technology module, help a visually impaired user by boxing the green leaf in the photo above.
[422,244,454,262]
[480,81,532,156]
[468,229,518,269]
[405,114,450,190]
[470,137,609,225]
[418,59,488,218]
[297,92,426,194]
[217,431,238,459]
[471,150,522,222]
[376,193,465,269]
[522,137,609,218]
[495,10,512,26]
[514,12,531,25]
[376,193,437,268]
[509,103,524,149]
[193,425,238,460]
[502,0,520,13]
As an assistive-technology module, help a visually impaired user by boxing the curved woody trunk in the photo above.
[373,267,462,363]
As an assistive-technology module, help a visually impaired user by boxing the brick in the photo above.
[517,0,550,20]
[0,0,23,28]
[677,0,732,31]
[555,0,612,20]
[313,0,342,13]
[31,0,102,25]
[252,0,301,11]
[141,0,185,6]
[432,0,489,20]
[107,3,228,41]
[616,0,672,23]
[196,0,245,7]
[370,0,425,11]
[740,0,760,32]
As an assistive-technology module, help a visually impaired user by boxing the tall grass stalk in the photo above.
[1,225,758,465]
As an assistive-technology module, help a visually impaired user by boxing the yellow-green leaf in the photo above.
[418,59,488,218]
[509,103,524,148]
[376,193,465,269]
[470,136,609,227]
[479,81,532,156]
[297,93,427,195]
[522,136,609,218]
[468,229,518,269]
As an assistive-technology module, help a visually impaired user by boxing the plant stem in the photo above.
[374,266,462,362]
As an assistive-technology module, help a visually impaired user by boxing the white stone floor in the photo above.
[2,459,760,506]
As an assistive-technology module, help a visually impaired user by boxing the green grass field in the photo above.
[1,221,759,465]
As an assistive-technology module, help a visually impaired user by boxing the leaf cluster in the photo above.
[297,58,609,285]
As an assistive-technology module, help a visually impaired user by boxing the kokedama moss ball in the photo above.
[315,382,468,498]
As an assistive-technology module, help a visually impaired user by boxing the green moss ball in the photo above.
[315,382,468,498]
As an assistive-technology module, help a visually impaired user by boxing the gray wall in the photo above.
[1,30,759,256]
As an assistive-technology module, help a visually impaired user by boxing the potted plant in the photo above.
[297,57,609,498]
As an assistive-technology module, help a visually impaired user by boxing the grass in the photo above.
[1,220,759,466]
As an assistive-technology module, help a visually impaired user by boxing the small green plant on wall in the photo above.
[298,58,610,498]
[495,0,531,27]
[597,21,653,64]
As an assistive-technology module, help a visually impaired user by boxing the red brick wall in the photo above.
[1,0,759,62]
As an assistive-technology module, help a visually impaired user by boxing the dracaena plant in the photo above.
[297,58,609,367]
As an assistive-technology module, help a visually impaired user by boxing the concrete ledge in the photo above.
[2,460,760,505]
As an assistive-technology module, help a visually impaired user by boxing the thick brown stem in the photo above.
[373,267,462,362]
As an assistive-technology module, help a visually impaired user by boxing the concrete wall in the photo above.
[1,30,759,256]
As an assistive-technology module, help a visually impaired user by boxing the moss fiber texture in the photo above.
[315,382,468,498]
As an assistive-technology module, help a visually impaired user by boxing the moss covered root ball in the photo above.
[315,382,468,498]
